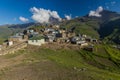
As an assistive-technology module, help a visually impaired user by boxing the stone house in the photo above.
[45,34,56,42]
[9,35,23,42]
[84,45,94,52]
[76,41,88,46]
[27,29,34,34]
[44,28,55,33]
[91,39,98,43]
[7,41,13,46]
[28,35,45,46]
[67,32,76,38]
[71,37,80,44]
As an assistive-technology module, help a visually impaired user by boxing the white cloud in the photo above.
[89,6,104,17]
[65,14,72,20]
[19,16,29,22]
[30,7,62,24]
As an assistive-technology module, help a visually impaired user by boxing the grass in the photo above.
[0,26,13,38]
[0,45,120,80]
[23,46,120,80]
[3,50,25,59]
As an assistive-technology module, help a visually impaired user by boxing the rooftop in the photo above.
[29,35,44,40]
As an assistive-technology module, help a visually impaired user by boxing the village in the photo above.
[0,25,99,55]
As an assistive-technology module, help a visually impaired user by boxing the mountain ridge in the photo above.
[0,10,120,44]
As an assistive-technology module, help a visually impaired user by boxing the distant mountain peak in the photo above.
[82,10,120,23]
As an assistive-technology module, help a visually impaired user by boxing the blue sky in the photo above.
[0,0,120,25]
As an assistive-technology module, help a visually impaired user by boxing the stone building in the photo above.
[9,36,23,42]
[28,35,45,46]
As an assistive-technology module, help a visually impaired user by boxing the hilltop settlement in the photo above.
[0,25,99,55]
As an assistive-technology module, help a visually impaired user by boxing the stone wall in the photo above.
[0,42,27,55]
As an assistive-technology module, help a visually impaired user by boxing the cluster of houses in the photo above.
[27,25,98,47]
[0,25,98,52]
[0,32,28,50]
[112,45,120,50]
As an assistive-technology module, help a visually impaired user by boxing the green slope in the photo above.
[60,18,100,39]
[99,18,120,44]
[0,45,120,80]
[60,10,120,44]
[0,26,26,44]
[0,26,13,44]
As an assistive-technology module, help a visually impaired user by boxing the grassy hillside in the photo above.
[0,26,13,44]
[60,18,120,44]
[0,45,119,80]
[99,18,120,44]
[0,26,25,44]
[60,18,100,39]
[60,10,120,44]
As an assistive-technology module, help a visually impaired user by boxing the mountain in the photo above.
[60,10,120,44]
[86,10,120,23]
[98,18,120,44]
[0,23,35,43]
[0,10,120,44]
[0,10,120,79]
[8,22,36,29]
